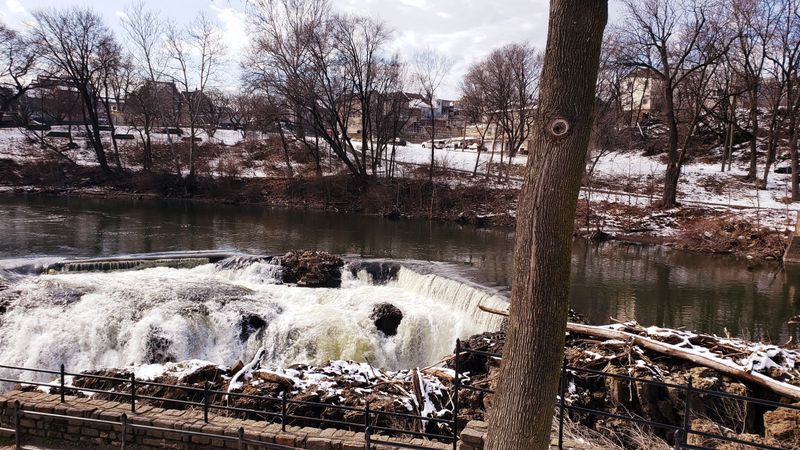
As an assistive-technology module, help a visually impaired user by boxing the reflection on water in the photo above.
[1,194,798,341]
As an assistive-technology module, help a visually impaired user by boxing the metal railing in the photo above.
[0,361,457,450]
[1,341,798,450]
[456,345,800,450]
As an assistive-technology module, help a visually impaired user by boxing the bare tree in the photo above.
[247,0,381,179]
[484,1,608,448]
[412,47,451,182]
[96,41,129,170]
[489,44,542,159]
[729,0,780,181]
[0,24,38,115]
[227,93,258,139]
[164,12,226,185]
[332,13,394,175]
[31,6,118,174]
[616,0,731,208]
[468,43,542,180]
[461,61,494,176]
[121,0,167,172]
[765,0,800,200]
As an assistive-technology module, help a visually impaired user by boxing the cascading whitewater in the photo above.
[0,257,506,380]
[393,267,508,331]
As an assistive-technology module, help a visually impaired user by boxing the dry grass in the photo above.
[554,413,671,450]
[677,216,788,259]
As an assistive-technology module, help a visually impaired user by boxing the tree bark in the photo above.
[429,113,436,183]
[761,110,780,190]
[661,78,680,208]
[747,87,759,181]
[484,2,607,449]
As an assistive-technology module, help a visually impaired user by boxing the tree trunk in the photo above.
[747,87,759,181]
[102,99,122,171]
[661,79,680,208]
[361,108,369,175]
[80,90,110,174]
[761,111,780,190]
[473,142,482,177]
[498,132,505,183]
[189,123,196,185]
[486,124,498,179]
[791,125,798,201]
[144,129,153,173]
[277,121,294,178]
[484,2,607,449]
[314,134,322,177]
[429,114,436,183]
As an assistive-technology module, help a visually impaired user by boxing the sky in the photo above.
[0,0,622,98]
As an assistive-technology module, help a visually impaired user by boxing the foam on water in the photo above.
[0,258,506,378]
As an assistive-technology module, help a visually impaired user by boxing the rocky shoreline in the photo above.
[17,313,799,449]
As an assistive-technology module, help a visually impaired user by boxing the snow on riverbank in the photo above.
[1,125,796,237]
[587,151,798,234]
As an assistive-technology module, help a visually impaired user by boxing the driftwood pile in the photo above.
[456,310,800,448]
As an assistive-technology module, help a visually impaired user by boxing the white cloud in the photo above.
[209,4,248,58]
[398,0,430,10]
[5,0,25,15]
[327,0,552,97]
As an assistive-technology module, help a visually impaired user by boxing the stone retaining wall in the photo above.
[0,390,450,450]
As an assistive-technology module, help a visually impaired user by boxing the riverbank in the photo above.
[0,156,791,261]
[12,317,799,449]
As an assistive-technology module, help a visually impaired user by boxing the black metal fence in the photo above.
[0,341,797,450]
[0,361,458,450]
[457,344,799,450]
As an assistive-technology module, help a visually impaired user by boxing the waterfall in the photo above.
[56,258,214,273]
[393,267,508,331]
[0,257,507,383]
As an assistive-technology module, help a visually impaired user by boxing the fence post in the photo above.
[680,377,693,449]
[237,426,244,450]
[280,394,287,432]
[203,381,209,423]
[364,401,371,450]
[453,339,460,450]
[130,372,136,414]
[559,359,567,450]
[60,363,65,403]
[13,400,20,450]
[120,413,127,450]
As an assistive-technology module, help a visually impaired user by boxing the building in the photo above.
[620,68,664,125]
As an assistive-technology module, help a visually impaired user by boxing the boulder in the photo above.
[180,364,228,385]
[279,251,344,288]
[239,314,267,341]
[370,303,403,336]
[448,331,505,376]
[230,360,244,375]
[252,371,295,391]
[688,418,771,449]
[144,326,176,364]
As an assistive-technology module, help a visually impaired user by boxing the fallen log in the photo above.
[477,304,800,401]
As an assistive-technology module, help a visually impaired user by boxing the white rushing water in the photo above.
[0,258,506,377]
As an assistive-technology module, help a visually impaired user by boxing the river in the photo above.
[1,194,798,342]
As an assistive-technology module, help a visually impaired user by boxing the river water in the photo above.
[1,194,798,343]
